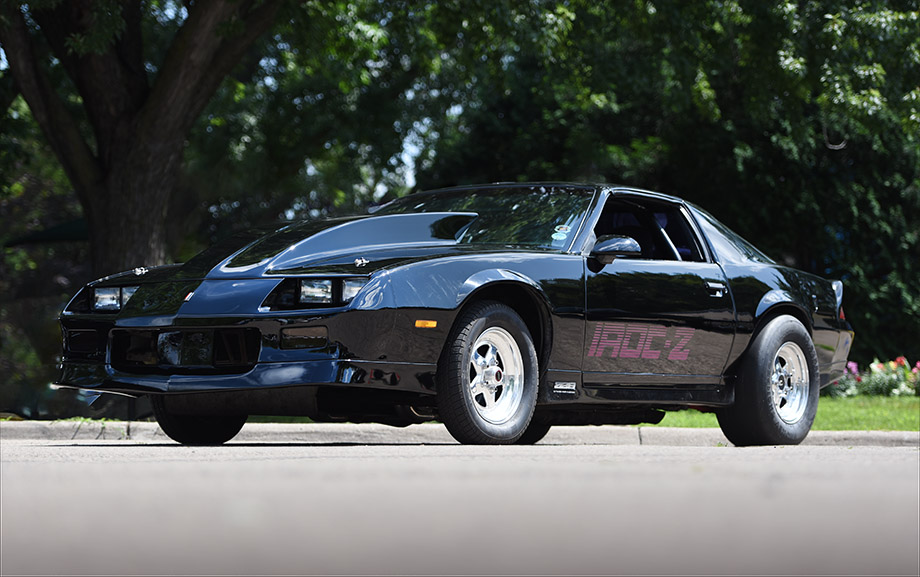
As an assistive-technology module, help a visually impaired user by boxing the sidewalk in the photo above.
[1,420,917,446]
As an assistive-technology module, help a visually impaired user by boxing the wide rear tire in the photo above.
[437,301,539,444]
[151,395,247,446]
[717,315,819,446]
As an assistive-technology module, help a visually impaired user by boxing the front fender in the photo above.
[456,269,546,307]
[355,257,555,311]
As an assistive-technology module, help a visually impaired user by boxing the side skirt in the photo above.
[542,370,734,407]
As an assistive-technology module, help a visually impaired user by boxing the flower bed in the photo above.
[822,357,920,397]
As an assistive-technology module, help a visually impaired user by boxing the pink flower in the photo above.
[846,361,859,375]
[895,356,908,367]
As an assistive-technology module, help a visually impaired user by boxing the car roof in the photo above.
[419,181,688,205]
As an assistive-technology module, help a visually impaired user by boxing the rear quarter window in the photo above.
[691,206,775,265]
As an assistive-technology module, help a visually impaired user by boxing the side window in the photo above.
[594,201,669,259]
[655,209,705,262]
[594,197,706,262]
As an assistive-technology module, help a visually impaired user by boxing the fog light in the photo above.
[281,326,328,349]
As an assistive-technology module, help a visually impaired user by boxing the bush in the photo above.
[822,357,920,398]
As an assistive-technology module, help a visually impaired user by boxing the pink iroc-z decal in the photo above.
[587,322,695,360]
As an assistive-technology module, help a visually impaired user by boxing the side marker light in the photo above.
[415,320,437,328]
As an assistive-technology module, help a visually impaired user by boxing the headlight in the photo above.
[122,286,139,304]
[342,279,367,303]
[93,288,120,311]
[92,286,139,312]
[300,279,333,304]
[262,278,370,311]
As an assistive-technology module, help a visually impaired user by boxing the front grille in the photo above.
[66,329,101,353]
[63,328,107,360]
[111,328,260,374]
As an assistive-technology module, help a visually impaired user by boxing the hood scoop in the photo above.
[209,212,478,278]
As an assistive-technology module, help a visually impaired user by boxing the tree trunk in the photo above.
[88,142,183,274]
[0,0,282,278]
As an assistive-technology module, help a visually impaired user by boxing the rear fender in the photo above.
[723,291,813,379]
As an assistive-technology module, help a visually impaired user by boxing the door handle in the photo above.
[706,281,726,298]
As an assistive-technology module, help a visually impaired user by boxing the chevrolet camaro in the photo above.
[57,183,854,445]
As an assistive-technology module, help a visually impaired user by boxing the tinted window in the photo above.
[375,185,594,249]
[691,205,775,264]
[594,197,705,262]
[656,209,705,262]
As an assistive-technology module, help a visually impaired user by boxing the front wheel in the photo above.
[437,301,539,444]
[717,315,819,446]
[515,421,552,445]
[151,395,247,446]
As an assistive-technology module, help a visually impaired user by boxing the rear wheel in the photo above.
[717,315,819,446]
[437,301,539,444]
[151,395,247,445]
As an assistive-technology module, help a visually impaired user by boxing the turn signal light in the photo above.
[415,320,437,328]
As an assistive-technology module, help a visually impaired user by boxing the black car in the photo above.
[57,183,854,446]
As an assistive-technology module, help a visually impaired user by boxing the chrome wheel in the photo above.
[717,315,819,446]
[437,301,539,445]
[468,327,524,425]
[771,342,810,424]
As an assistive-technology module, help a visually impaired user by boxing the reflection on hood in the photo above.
[176,212,479,279]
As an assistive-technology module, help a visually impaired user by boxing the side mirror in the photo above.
[591,234,642,265]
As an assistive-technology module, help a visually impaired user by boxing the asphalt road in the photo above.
[1,423,918,576]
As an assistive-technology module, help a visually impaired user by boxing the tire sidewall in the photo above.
[744,316,820,444]
[443,302,539,443]
[151,395,247,445]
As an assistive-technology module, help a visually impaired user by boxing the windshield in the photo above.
[374,185,595,250]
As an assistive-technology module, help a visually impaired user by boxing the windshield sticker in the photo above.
[551,232,568,241]
[554,225,572,233]
[587,322,694,360]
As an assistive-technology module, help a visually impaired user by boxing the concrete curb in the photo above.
[1,420,917,446]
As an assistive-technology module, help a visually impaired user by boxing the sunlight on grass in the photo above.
[811,396,919,431]
[651,396,919,431]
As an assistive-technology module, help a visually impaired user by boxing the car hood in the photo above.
[171,212,483,279]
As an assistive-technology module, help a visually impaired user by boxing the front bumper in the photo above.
[57,306,455,397]
[57,357,437,396]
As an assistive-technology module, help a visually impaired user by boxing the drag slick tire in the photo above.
[717,315,819,446]
[437,301,539,444]
[151,395,247,446]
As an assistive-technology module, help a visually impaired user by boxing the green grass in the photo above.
[651,396,920,431]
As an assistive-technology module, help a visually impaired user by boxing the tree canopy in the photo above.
[413,1,920,364]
